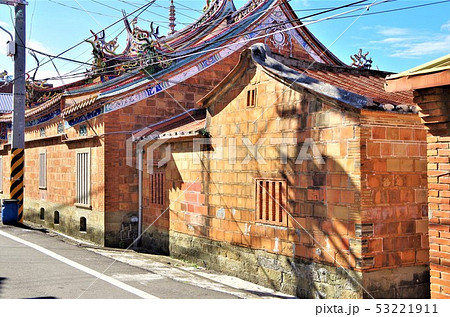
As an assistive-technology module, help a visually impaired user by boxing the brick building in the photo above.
[136,44,429,298]
[0,0,430,298]
[0,0,343,245]
[386,54,450,299]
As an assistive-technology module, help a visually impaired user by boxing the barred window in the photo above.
[39,151,47,189]
[76,151,90,206]
[255,178,287,226]
[247,88,257,107]
[150,172,165,205]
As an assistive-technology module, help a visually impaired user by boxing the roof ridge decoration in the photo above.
[86,12,172,77]
[193,0,227,29]
[249,43,374,109]
[263,5,293,57]
[350,49,373,70]
[252,44,417,112]
[230,0,265,24]
[169,0,176,35]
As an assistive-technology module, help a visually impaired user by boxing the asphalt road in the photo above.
[0,223,265,299]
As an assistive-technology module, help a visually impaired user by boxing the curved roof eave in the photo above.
[163,0,236,49]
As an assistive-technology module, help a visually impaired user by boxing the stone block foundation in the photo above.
[168,230,429,298]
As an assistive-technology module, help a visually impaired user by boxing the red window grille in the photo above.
[255,178,287,226]
[150,172,165,205]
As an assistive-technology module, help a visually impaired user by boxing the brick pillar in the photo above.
[415,86,450,299]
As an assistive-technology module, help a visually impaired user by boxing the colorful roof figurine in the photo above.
[0,0,402,132]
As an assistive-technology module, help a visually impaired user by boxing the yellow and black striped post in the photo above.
[10,148,24,223]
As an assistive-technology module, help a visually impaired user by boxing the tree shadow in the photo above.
[22,296,59,299]
[11,222,49,233]
[145,50,428,298]
[0,277,5,297]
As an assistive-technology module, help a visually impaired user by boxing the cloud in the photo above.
[27,39,54,56]
[369,37,410,44]
[31,68,84,88]
[376,26,410,36]
[390,34,450,58]
[0,21,13,43]
[0,20,10,28]
[365,24,450,59]
[293,0,310,7]
[441,20,450,31]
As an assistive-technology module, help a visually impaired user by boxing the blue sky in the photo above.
[0,0,449,86]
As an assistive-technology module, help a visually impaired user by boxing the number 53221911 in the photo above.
[376,304,438,314]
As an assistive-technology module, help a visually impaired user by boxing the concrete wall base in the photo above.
[22,198,105,245]
[167,231,430,299]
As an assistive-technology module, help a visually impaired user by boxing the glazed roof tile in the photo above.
[137,108,207,141]
[300,67,414,106]
[200,44,417,113]
[270,52,414,106]
[26,93,63,118]
[62,95,98,118]
[0,93,62,122]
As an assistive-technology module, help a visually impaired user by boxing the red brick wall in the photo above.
[150,65,427,274]
[414,86,450,299]
[101,52,242,245]
[22,118,105,211]
[360,110,428,270]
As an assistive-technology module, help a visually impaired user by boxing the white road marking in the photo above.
[112,273,164,282]
[0,230,159,299]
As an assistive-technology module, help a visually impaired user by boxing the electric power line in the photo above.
[17,0,158,82]
[11,0,448,85]
[28,0,387,83]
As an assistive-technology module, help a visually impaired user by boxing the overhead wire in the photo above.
[18,0,158,81]
[307,0,450,21]
[29,0,386,83]
[161,0,373,52]
[20,0,371,77]
[26,0,371,81]
[0,0,156,89]
[12,0,448,85]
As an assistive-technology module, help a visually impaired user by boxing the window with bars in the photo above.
[255,178,287,226]
[150,172,165,206]
[39,151,47,189]
[247,88,257,107]
[76,151,90,206]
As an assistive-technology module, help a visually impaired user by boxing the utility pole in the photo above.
[1,0,27,223]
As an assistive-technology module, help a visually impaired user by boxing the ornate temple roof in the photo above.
[0,0,400,131]
[200,44,416,113]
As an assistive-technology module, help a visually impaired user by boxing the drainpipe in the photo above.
[136,146,144,247]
